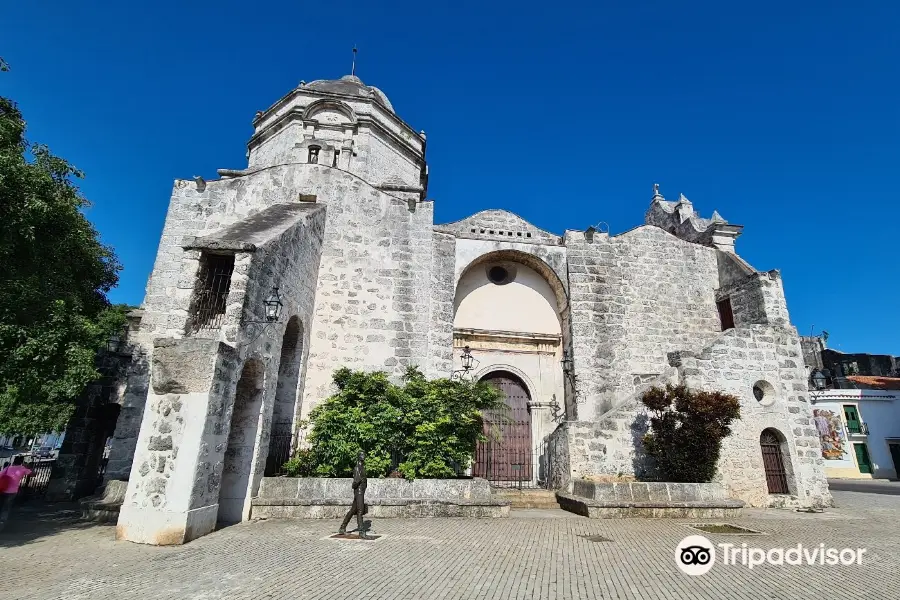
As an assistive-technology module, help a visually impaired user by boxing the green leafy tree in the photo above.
[288,367,504,479]
[0,64,124,434]
[640,384,741,483]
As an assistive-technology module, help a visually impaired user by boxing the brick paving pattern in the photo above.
[1,490,898,600]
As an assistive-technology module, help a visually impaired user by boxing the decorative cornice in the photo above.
[810,389,898,401]
[454,327,561,344]
[247,107,424,168]
[251,86,420,148]
[377,183,424,194]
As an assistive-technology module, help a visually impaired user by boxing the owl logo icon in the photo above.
[676,535,716,575]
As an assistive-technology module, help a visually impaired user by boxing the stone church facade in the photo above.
[112,73,831,544]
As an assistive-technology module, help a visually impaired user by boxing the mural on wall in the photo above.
[813,409,847,460]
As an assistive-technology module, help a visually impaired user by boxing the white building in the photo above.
[811,384,900,479]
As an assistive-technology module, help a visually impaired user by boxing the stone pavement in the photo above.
[1,490,899,600]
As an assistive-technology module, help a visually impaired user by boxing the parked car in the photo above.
[34,446,53,458]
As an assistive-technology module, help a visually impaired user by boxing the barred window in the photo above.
[187,253,234,334]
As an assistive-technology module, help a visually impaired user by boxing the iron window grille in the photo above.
[187,253,235,334]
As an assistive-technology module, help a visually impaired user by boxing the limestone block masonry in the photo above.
[556,481,745,519]
[114,71,830,544]
[251,477,510,519]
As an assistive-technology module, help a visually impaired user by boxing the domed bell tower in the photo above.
[246,73,427,198]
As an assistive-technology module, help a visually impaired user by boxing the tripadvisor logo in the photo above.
[676,535,716,576]
[675,535,866,575]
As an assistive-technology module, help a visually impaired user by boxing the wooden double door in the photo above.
[473,372,533,483]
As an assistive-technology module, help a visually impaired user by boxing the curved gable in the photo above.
[302,99,358,126]
[435,209,561,245]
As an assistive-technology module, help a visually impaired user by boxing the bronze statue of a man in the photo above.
[338,450,371,538]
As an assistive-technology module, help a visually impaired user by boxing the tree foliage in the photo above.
[284,367,505,479]
[640,384,741,483]
[0,69,124,434]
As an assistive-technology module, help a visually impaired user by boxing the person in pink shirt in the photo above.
[0,455,33,531]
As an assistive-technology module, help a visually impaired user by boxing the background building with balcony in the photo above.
[803,336,900,479]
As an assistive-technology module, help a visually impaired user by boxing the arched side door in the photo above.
[473,372,532,484]
[760,429,789,494]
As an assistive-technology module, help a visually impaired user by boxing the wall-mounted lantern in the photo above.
[461,345,474,372]
[811,369,828,391]
[561,349,578,407]
[549,393,565,423]
[106,325,130,354]
[451,345,477,381]
[246,284,285,343]
[263,286,283,323]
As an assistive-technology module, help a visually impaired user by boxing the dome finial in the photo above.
[351,45,358,77]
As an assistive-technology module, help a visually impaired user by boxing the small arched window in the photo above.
[332,149,340,167]
[308,146,320,164]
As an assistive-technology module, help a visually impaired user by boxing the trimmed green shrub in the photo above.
[285,366,504,479]
[640,384,741,483]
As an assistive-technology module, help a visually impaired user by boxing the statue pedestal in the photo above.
[329,533,381,541]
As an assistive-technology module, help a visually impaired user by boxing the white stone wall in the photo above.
[428,232,457,379]
[355,126,422,187]
[670,327,832,508]
[108,166,328,481]
[298,182,434,421]
[557,220,831,508]
[117,204,327,543]
[565,226,722,420]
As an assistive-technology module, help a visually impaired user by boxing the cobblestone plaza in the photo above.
[2,488,897,600]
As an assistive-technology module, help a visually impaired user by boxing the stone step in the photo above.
[507,501,563,509]
[491,488,561,509]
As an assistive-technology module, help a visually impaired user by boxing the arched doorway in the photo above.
[760,429,790,494]
[218,358,265,524]
[473,371,533,485]
[265,316,303,476]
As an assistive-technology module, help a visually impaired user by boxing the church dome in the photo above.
[302,75,394,113]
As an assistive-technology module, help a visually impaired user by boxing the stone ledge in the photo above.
[80,479,127,523]
[252,497,510,507]
[258,477,494,501]
[571,480,728,503]
[81,503,121,523]
[556,492,744,519]
[251,500,509,519]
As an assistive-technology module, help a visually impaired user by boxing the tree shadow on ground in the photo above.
[0,500,112,548]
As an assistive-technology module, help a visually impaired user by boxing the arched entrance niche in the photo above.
[218,358,265,524]
[453,250,571,485]
[760,428,795,495]
[265,316,304,476]
[453,250,567,333]
[474,371,533,483]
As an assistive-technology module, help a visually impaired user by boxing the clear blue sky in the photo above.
[2,1,897,355]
